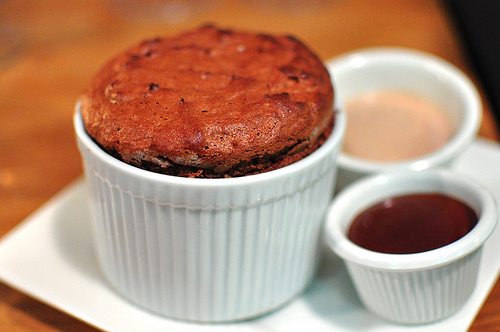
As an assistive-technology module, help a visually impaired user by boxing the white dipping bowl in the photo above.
[324,170,497,324]
[326,48,482,191]
[74,103,346,323]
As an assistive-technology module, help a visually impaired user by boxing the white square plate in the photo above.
[1,138,499,332]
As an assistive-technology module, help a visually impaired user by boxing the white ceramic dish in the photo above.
[327,48,482,191]
[0,138,499,331]
[324,169,497,324]
[74,103,345,322]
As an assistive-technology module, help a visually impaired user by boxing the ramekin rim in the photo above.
[74,100,346,188]
[326,46,482,174]
[324,169,498,271]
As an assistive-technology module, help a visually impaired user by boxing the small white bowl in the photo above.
[74,103,346,322]
[324,170,497,324]
[326,47,482,191]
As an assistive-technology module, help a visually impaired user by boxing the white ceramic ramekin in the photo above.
[324,170,497,324]
[326,48,482,192]
[74,102,346,322]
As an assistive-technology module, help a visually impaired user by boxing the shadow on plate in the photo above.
[299,241,377,328]
[51,182,103,283]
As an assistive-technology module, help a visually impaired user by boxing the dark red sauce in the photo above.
[347,193,478,254]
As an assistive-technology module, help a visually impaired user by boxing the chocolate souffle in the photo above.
[80,25,335,178]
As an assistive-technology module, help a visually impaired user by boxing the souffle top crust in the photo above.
[80,25,335,178]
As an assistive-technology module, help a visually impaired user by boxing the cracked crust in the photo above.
[80,25,335,178]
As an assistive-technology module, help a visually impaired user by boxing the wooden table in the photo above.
[0,0,498,330]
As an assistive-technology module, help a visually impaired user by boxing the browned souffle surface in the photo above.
[80,25,334,177]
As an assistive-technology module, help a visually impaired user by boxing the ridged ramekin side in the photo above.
[81,151,336,321]
[75,105,345,322]
[345,249,481,324]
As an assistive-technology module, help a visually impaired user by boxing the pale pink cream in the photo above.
[343,91,454,162]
